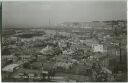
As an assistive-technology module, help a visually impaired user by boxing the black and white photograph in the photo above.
[1,0,127,82]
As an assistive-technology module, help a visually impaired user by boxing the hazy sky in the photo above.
[2,1,127,27]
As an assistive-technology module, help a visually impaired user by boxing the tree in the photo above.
[91,60,113,82]
[23,62,30,69]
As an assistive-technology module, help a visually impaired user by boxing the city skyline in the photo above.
[2,1,127,27]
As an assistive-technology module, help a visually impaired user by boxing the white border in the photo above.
[1,0,127,2]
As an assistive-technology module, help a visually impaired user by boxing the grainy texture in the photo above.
[1,1,127,82]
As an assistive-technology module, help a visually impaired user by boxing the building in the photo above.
[2,55,18,67]
[80,38,107,53]
[58,32,71,37]
[12,68,49,80]
[92,44,104,52]
[80,38,99,47]
[58,40,67,49]
[39,45,54,55]
[62,49,74,56]
[19,55,31,61]
[2,63,21,72]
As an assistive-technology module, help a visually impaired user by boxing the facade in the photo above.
[2,55,18,67]
[19,55,31,61]
[92,44,104,53]
[40,45,53,55]
[2,63,21,72]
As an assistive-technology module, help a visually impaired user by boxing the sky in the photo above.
[2,0,127,27]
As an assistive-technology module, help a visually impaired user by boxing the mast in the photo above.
[49,17,51,26]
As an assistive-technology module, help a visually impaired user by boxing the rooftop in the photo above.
[2,63,20,72]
